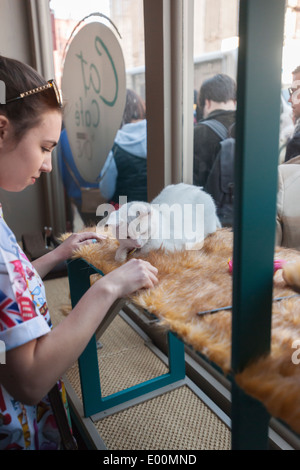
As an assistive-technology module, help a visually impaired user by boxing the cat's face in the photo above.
[106,202,154,256]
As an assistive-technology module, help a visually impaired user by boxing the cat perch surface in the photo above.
[69,228,300,434]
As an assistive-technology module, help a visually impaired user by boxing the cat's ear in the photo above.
[106,210,118,226]
[140,205,152,216]
[128,202,152,218]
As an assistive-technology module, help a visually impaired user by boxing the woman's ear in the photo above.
[0,115,9,147]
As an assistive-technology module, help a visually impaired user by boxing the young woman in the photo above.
[0,56,158,450]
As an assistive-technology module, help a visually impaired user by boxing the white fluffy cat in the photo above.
[104,183,221,262]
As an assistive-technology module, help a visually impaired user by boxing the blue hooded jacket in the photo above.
[99,119,147,202]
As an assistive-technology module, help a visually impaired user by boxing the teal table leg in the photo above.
[67,258,186,418]
[67,258,103,417]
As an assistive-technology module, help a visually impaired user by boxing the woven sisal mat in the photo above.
[68,227,300,434]
[65,314,231,449]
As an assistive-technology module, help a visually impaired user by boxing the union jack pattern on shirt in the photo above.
[0,290,20,331]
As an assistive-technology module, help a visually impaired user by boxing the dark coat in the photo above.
[112,143,147,203]
[284,132,300,162]
[193,109,236,187]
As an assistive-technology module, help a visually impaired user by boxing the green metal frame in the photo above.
[231,0,286,449]
[67,258,186,418]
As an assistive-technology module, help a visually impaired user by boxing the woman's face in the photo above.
[0,110,62,192]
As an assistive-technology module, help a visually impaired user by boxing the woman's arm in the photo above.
[32,232,106,279]
[0,258,158,405]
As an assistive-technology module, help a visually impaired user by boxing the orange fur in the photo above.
[68,227,300,433]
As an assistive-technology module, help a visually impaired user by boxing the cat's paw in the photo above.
[282,261,300,291]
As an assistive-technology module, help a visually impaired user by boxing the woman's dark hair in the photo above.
[121,89,146,126]
[198,73,236,109]
[0,55,62,142]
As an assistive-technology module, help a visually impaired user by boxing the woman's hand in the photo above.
[100,258,159,299]
[54,232,106,261]
[32,232,106,278]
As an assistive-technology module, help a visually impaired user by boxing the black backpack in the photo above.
[201,119,235,227]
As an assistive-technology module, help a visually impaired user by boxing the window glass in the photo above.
[49,0,147,220]
[193,0,239,124]
[192,0,300,155]
[49,0,145,98]
[280,0,300,164]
